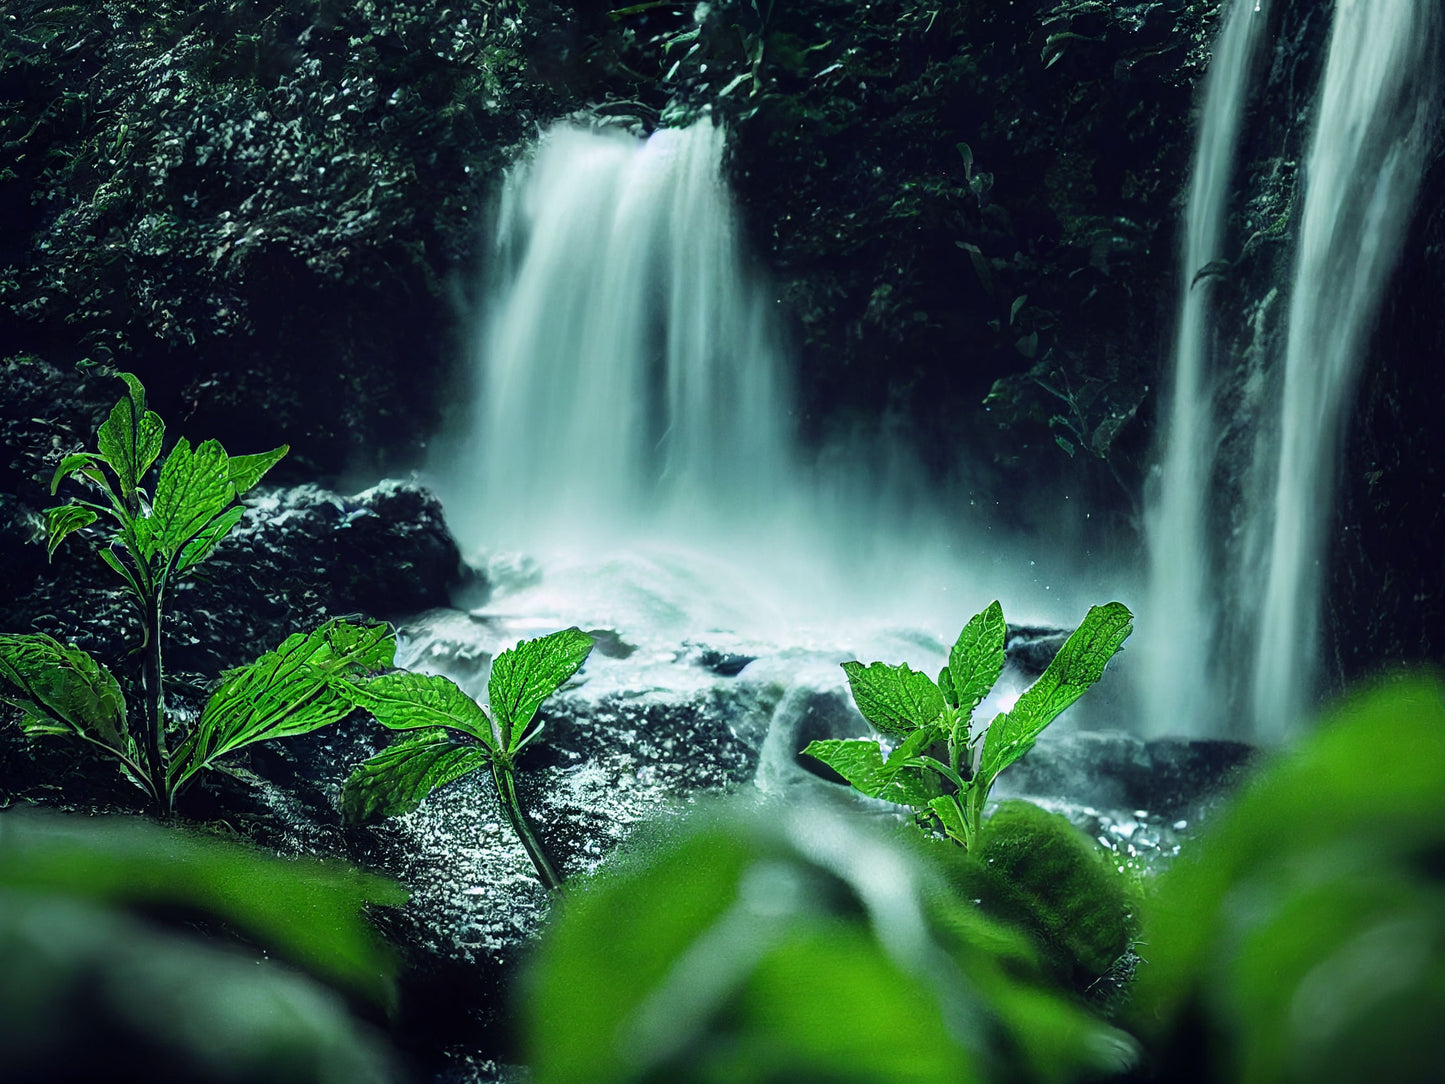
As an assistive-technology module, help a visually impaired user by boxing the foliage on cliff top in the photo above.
[0,0,579,471]
[603,0,1217,521]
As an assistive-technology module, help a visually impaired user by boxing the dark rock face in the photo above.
[0,474,469,678]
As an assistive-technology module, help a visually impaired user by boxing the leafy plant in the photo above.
[1,808,404,1082]
[804,600,1132,851]
[1131,675,1445,1083]
[524,796,1137,1084]
[341,627,594,892]
[0,370,393,814]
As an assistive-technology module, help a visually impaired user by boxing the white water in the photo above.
[421,118,1123,771]
[1145,0,1439,740]
[430,119,1102,645]
[1251,0,1440,735]
[435,122,790,551]
[1143,0,1272,740]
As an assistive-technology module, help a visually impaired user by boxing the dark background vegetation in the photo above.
[2,0,1441,691]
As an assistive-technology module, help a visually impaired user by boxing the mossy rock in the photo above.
[969,799,1136,991]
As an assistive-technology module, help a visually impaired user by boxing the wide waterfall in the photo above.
[428,117,1086,645]
[432,121,791,555]
[1144,0,1440,741]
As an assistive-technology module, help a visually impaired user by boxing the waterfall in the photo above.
[1145,0,1439,740]
[433,120,792,557]
[430,117,1039,634]
[1143,0,1272,740]
[1251,0,1440,735]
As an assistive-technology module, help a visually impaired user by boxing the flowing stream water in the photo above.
[1145,0,1439,740]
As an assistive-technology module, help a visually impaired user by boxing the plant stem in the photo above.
[491,759,562,891]
[139,586,171,815]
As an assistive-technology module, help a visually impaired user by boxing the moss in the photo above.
[968,798,1136,992]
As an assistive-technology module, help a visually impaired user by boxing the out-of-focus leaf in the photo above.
[0,808,406,1007]
[1132,675,1445,1084]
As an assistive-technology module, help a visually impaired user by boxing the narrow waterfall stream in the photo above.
[1143,0,1272,740]
[1250,0,1440,736]
[1145,0,1440,740]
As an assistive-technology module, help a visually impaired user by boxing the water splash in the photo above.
[430,118,1101,645]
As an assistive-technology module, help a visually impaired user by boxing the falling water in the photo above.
[1143,0,1272,738]
[430,117,1062,638]
[434,121,791,555]
[1146,0,1440,740]
[1251,0,1440,736]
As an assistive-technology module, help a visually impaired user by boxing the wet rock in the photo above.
[992,728,1257,822]
[166,479,474,672]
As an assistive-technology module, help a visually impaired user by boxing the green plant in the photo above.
[523,797,1137,1084]
[1,808,405,1082]
[803,600,1132,851]
[1131,675,1445,1083]
[0,370,392,814]
[340,628,594,892]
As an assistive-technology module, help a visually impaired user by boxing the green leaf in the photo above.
[802,736,941,807]
[928,795,970,844]
[350,671,494,747]
[948,601,1008,720]
[0,808,407,1007]
[227,444,288,495]
[98,546,145,598]
[488,628,593,753]
[175,504,244,573]
[341,729,489,824]
[938,665,958,708]
[95,373,163,497]
[171,620,393,789]
[147,437,234,561]
[50,451,104,495]
[0,634,133,761]
[978,602,1133,787]
[840,660,945,739]
[44,505,98,559]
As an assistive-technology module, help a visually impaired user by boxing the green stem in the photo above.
[491,759,562,892]
[139,585,171,815]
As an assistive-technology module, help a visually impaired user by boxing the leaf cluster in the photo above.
[805,599,1132,850]
[0,371,394,812]
[341,627,594,891]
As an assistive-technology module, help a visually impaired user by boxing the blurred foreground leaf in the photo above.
[525,798,1136,1084]
[1131,674,1445,1083]
[0,809,406,1007]
[0,889,398,1084]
